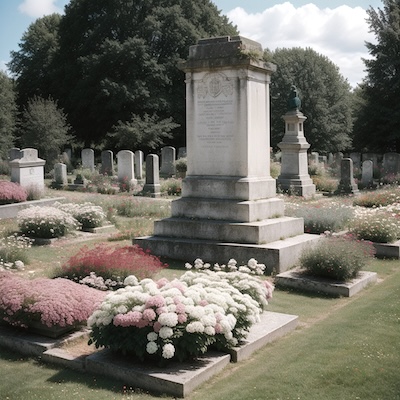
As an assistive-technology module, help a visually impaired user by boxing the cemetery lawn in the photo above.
[0,189,399,399]
[0,258,399,400]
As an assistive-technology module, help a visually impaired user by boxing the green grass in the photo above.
[1,189,400,399]
[0,259,399,399]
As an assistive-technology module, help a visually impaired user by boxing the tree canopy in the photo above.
[19,96,72,169]
[11,0,237,149]
[0,71,17,160]
[352,0,400,152]
[268,47,353,154]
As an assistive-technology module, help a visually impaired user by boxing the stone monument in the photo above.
[335,158,360,195]
[276,86,316,197]
[135,36,319,273]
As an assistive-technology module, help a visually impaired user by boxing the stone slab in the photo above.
[81,224,117,234]
[135,233,320,274]
[229,311,298,362]
[373,240,400,258]
[0,197,65,219]
[86,350,230,398]
[275,269,377,297]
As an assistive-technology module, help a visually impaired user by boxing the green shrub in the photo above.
[174,157,187,177]
[311,175,338,193]
[270,161,281,179]
[300,235,375,281]
[161,178,182,196]
[349,210,400,243]
[353,188,400,207]
[286,202,353,234]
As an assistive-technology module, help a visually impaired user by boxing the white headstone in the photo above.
[117,150,136,184]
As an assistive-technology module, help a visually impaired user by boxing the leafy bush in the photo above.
[17,206,80,238]
[311,175,338,193]
[300,235,375,281]
[58,243,167,285]
[54,202,107,229]
[0,271,106,328]
[174,157,187,177]
[88,270,271,363]
[0,233,31,269]
[161,178,182,196]
[270,160,281,179]
[349,208,400,243]
[353,188,400,207]
[0,181,27,204]
[285,202,353,234]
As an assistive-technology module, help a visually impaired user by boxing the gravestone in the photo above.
[135,36,319,273]
[327,153,334,166]
[361,160,374,188]
[9,148,45,192]
[178,147,187,159]
[54,163,68,185]
[9,148,21,161]
[276,86,315,197]
[134,150,144,180]
[382,152,400,176]
[335,158,359,195]
[100,150,114,176]
[142,154,161,198]
[160,146,176,177]
[310,152,319,165]
[117,150,137,185]
[82,148,95,172]
[350,152,361,170]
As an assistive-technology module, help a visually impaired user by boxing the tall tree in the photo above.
[269,47,353,154]
[352,0,400,152]
[50,0,237,148]
[19,96,72,169]
[8,14,61,107]
[0,71,17,160]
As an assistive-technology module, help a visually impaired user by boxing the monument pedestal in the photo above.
[135,36,319,273]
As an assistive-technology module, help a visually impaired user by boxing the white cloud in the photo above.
[18,0,62,18]
[227,2,375,86]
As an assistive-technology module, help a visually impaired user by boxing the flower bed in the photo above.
[88,270,274,363]
[53,202,107,229]
[0,181,27,205]
[0,271,106,337]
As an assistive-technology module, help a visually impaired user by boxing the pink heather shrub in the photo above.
[0,181,28,204]
[59,243,167,284]
[0,271,106,328]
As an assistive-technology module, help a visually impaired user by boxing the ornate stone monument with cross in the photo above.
[135,36,319,273]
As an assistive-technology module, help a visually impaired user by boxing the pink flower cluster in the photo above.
[0,271,106,328]
[0,181,27,204]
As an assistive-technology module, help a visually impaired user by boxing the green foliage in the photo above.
[286,202,353,234]
[269,47,353,153]
[300,235,375,281]
[352,1,400,152]
[107,113,178,152]
[270,160,281,178]
[47,0,237,147]
[0,71,17,160]
[353,187,400,207]
[160,178,182,196]
[349,211,400,243]
[19,96,72,169]
[8,14,61,108]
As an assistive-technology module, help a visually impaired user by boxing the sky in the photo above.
[0,0,384,87]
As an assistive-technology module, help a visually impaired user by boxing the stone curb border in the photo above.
[0,311,297,397]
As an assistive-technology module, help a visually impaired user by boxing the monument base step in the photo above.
[135,233,320,274]
[154,216,305,244]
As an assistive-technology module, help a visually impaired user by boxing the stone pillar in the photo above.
[9,148,46,192]
[335,158,359,195]
[134,150,144,180]
[276,86,315,198]
[142,154,160,198]
[81,148,95,172]
[135,36,319,274]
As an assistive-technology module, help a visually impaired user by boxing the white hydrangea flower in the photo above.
[162,343,175,359]
[146,341,158,354]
